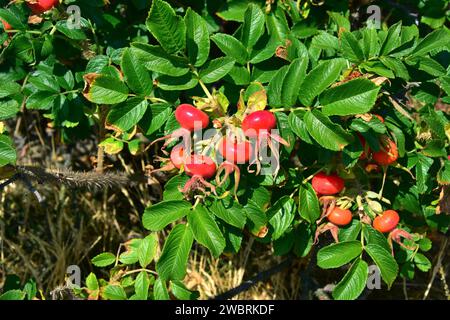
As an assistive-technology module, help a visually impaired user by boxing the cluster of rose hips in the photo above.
[152,104,286,199]
[311,170,414,254]
[2,0,59,31]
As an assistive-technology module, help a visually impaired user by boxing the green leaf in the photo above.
[26,91,59,110]
[140,103,172,136]
[209,198,246,229]
[241,3,265,48]
[317,241,363,269]
[288,110,313,144]
[267,65,289,107]
[211,33,248,65]
[162,175,190,201]
[55,18,88,40]
[0,8,26,30]
[142,200,191,231]
[130,43,189,76]
[379,56,409,80]
[134,271,150,300]
[0,82,21,99]
[0,100,20,120]
[157,73,199,91]
[185,8,210,67]
[268,196,296,240]
[199,57,235,84]
[332,259,368,300]
[414,253,432,272]
[281,58,308,107]
[293,223,314,257]
[365,244,398,288]
[379,21,402,56]
[0,135,17,167]
[121,48,153,95]
[171,280,200,300]
[146,0,186,54]
[91,252,116,267]
[298,183,320,223]
[85,75,129,105]
[138,234,158,268]
[416,154,433,194]
[153,279,170,300]
[103,285,127,300]
[86,273,99,291]
[156,224,193,280]
[341,31,364,62]
[119,238,142,265]
[411,29,450,56]
[437,161,450,185]
[187,204,226,258]
[0,290,25,300]
[328,11,351,32]
[303,110,353,151]
[298,58,347,106]
[107,98,148,132]
[339,220,362,242]
[320,78,380,116]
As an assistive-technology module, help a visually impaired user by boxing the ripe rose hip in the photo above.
[174,104,209,131]
[372,138,398,166]
[357,134,368,160]
[185,154,216,179]
[169,145,186,169]
[373,210,400,233]
[327,207,352,226]
[311,172,345,195]
[218,137,252,164]
[27,0,59,14]
[374,114,384,123]
[242,110,277,137]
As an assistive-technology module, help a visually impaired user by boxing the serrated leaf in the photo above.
[320,78,380,116]
[281,58,308,107]
[143,200,191,231]
[83,74,129,105]
[303,110,353,151]
[379,21,402,56]
[268,196,296,240]
[298,183,320,223]
[157,224,193,280]
[91,252,116,267]
[138,234,158,268]
[130,43,189,76]
[332,259,368,300]
[86,273,99,291]
[199,57,235,84]
[211,33,248,65]
[153,279,169,300]
[341,31,364,62]
[437,161,450,185]
[209,198,246,229]
[185,8,210,67]
[103,285,127,300]
[365,244,398,288]
[241,3,265,48]
[134,271,150,300]
[107,98,148,133]
[298,58,347,106]
[121,48,153,95]
[187,205,226,258]
[411,29,450,56]
[146,0,186,54]
[317,241,362,269]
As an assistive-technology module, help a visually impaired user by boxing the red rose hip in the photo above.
[185,154,216,179]
[373,210,400,233]
[218,137,252,164]
[372,138,398,166]
[174,104,209,131]
[311,172,345,195]
[327,207,352,226]
[27,0,59,14]
[242,110,277,138]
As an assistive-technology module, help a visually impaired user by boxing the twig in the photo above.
[423,236,448,300]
